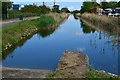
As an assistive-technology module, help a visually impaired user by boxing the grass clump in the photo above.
[36,15,56,27]
[84,69,120,79]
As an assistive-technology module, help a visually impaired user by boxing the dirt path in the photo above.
[2,67,52,78]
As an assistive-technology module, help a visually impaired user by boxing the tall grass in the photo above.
[81,13,120,36]
[36,15,56,27]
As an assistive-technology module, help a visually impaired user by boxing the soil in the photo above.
[53,51,89,78]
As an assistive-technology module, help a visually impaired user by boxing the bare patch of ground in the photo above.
[2,67,52,78]
[48,51,89,78]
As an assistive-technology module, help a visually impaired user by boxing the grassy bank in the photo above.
[1,13,69,54]
[47,69,120,79]
[84,69,120,79]
[81,13,120,36]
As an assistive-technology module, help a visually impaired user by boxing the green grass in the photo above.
[47,69,120,79]
[2,15,57,52]
[36,15,56,27]
[84,69,120,79]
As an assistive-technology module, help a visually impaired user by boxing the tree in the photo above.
[80,1,99,13]
[21,5,50,15]
[2,0,12,19]
[61,8,69,13]
[21,5,41,15]
[52,5,60,13]
[101,1,118,9]
[117,1,120,7]
[39,5,50,14]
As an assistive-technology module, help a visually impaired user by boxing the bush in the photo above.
[36,15,56,27]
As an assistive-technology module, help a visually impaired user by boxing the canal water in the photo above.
[2,15,120,75]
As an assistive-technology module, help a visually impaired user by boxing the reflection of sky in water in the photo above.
[2,15,120,75]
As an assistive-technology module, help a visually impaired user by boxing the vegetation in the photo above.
[52,5,60,13]
[36,15,56,27]
[80,1,99,14]
[101,1,120,9]
[81,13,120,36]
[1,1,13,19]
[2,15,56,51]
[47,69,120,79]
[84,69,120,79]
[80,0,120,13]
[21,5,50,15]
[2,13,68,53]
[61,8,70,13]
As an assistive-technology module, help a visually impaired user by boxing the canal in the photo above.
[2,15,120,75]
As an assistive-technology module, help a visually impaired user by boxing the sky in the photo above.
[9,0,120,2]
[2,0,119,11]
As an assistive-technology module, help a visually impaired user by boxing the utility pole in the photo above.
[54,0,56,6]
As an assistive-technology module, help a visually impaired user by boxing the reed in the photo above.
[81,13,120,36]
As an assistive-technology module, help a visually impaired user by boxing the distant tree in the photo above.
[39,5,50,14]
[21,5,41,15]
[2,0,12,19]
[21,5,50,15]
[101,1,118,9]
[61,8,69,13]
[52,5,60,13]
[117,1,120,7]
[80,1,99,13]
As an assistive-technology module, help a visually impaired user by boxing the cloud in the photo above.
[68,6,80,10]
[74,32,83,35]
[77,47,86,51]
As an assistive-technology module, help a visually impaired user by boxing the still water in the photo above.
[2,15,120,75]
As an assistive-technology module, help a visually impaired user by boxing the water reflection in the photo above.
[37,29,56,38]
[80,20,95,34]
[1,15,120,75]
[2,28,57,60]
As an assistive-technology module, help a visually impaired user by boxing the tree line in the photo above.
[80,1,120,14]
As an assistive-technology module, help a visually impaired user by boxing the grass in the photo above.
[84,69,120,79]
[81,13,120,36]
[47,69,120,79]
[36,15,56,27]
[1,13,68,55]
[2,15,57,52]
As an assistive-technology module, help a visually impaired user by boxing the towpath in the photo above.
[1,16,40,27]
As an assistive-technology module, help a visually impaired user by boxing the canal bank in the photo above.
[2,13,70,53]
[2,51,120,78]
[80,13,120,36]
[1,15,120,77]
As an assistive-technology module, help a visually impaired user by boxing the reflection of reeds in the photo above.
[81,13,120,36]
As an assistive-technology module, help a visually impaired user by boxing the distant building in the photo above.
[12,4,20,10]
[33,3,39,6]
[12,4,24,10]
